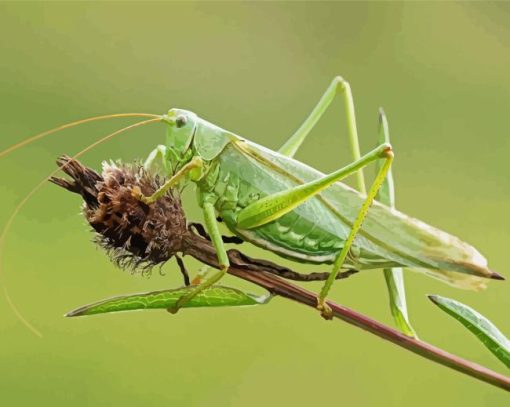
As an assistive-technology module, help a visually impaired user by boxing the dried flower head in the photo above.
[51,156,187,274]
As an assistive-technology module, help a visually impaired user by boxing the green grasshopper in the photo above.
[2,76,502,321]
[131,76,500,317]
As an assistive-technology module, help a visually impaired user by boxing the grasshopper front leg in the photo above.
[133,156,203,204]
[168,196,230,313]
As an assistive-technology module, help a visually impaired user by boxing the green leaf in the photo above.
[376,108,417,338]
[429,295,510,368]
[383,267,417,338]
[66,285,271,317]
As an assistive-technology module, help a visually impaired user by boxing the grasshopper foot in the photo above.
[191,275,202,285]
[167,306,180,314]
[167,291,192,315]
[131,186,143,200]
[131,186,151,204]
[317,299,333,320]
[167,297,185,314]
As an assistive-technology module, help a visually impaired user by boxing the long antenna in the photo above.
[0,113,161,159]
[0,117,162,337]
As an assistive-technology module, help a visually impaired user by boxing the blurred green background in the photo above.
[1,2,510,405]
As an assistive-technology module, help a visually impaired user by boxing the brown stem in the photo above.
[183,234,510,392]
[51,156,510,392]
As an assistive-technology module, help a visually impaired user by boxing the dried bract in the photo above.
[51,156,187,274]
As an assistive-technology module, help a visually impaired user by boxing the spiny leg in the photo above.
[175,255,190,286]
[168,197,230,313]
[188,222,244,244]
[279,76,366,193]
[133,156,203,204]
[237,142,390,230]
[229,250,359,282]
[317,146,394,319]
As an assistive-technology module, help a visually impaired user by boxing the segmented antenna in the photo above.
[0,113,160,158]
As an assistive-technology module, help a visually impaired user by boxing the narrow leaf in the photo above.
[383,267,416,337]
[67,285,271,317]
[429,295,510,368]
[376,108,417,338]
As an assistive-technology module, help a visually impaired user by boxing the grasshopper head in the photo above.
[163,108,198,160]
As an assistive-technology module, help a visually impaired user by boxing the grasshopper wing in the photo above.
[242,140,498,290]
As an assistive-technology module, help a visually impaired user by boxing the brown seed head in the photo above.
[51,156,187,274]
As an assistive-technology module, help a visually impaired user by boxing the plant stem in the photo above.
[183,234,510,392]
[51,156,510,392]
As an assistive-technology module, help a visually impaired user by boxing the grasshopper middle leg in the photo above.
[168,197,230,313]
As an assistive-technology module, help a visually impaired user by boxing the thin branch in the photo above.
[183,234,510,392]
[51,156,510,392]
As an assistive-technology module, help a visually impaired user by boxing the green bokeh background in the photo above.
[1,2,510,405]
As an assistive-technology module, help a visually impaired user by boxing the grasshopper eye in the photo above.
[176,115,188,128]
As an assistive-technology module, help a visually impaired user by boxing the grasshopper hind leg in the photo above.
[278,76,366,194]
[234,140,394,319]
[317,146,394,319]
